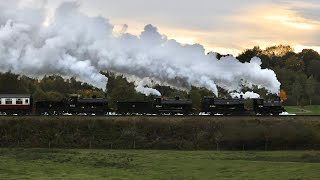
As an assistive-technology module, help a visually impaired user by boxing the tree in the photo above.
[190,87,202,111]
[305,76,317,105]
[237,46,262,63]
[283,55,304,72]
[306,60,320,81]
[32,88,47,102]
[298,49,320,73]
[0,72,28,94]
[291,75,306,106]
[77,89,105,98]
[107,75,145,108]
[274,67,298,96]
[263,45,294,58]
[45,91,64,101]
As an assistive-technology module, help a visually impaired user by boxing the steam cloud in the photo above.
[0,1,281,96]
[231,92,261,99]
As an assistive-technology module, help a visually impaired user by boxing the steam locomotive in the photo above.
[201,96,284,115]
[0,94,285,116]
[35,95,109,116]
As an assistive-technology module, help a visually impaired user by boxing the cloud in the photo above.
[30,0,320,54]
[232,4,320,48]
[274,0,320,21]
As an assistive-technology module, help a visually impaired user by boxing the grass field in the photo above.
[0,149,319,179]
[285,105,320,115]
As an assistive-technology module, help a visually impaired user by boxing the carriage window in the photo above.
[16,99,23,104]
[5,99,12,105]
[0,99,2,104]
[25,99,29,104]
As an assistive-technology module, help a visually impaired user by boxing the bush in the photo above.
[0,116,319,150]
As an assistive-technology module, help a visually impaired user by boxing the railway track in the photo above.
[0,114,319,118]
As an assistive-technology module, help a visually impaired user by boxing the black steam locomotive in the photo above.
[35,95,109,115]
[201,96,284,115]
[117,97,193,115]
[0,94,285,116]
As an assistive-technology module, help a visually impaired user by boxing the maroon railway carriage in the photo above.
[0,94,33,115]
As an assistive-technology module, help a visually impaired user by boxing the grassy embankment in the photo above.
[1,116,320,150]
[0,149,319,179]
[285,105,320,115]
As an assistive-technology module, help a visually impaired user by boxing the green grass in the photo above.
[0,149,319,179]
[285,105,320,115]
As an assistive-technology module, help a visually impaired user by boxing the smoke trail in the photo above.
[0,1,281,96]
[135,85,162,97]
[231,92,261,99]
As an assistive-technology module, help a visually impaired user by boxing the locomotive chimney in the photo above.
[240,95,243,99]
[175,96,180,101]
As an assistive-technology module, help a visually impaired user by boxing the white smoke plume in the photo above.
[130,77,161,96]
[135,85,161,97]
[231,92,261,99]
[0,1,281,96]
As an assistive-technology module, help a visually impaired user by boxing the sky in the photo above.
[21,0,320,55]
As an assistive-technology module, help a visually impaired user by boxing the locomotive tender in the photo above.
[0,94,285,116]
[117,97,193,115]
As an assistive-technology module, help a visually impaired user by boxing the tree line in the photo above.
[0,44,319,108]
[236,45,320,106]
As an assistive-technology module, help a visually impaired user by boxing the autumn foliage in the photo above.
[280,90,288,102]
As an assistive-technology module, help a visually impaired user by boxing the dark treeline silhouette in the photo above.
[1,45,319,108]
